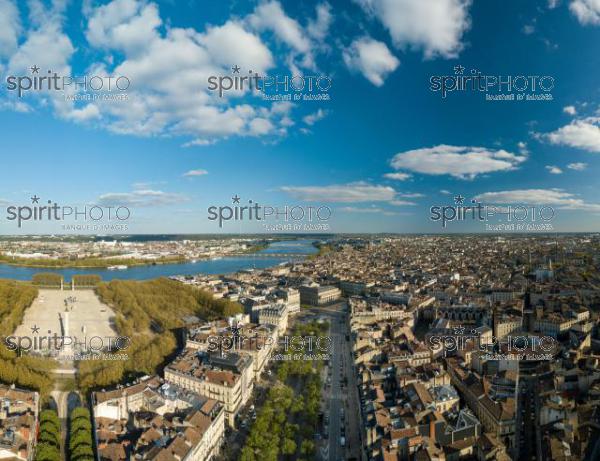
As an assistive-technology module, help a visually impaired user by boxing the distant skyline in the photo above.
[1,0,600,234]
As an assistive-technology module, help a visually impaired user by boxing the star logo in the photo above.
[453,65,465,75]
[30,65,40,74]
[30,325,40,334]
[454,195,465,204]
[232,194,241,204]
[31,195,40,204]
[231,65,241,74]
[229,322,241,337]
[453,326,465,335]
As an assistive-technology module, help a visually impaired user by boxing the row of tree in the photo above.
[95,278,243,336]
[34,409,60,461]
[240,321,328,460]
[0,279,38,335]
[0,280,55,396]
[69,407,94,461]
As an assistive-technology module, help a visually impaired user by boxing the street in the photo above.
[312,302,361,461]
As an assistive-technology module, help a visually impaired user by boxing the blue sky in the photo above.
[0,0,600,234]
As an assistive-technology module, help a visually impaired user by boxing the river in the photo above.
[0,239,318,281]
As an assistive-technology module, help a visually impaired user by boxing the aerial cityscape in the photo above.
[1,0,599,460]
[0,234,599,460]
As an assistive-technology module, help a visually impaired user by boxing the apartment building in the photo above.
[164,350,253,427]
[92,377,225,461]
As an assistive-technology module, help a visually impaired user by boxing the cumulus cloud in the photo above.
[0,0,328,145]
[389,199,416,206]
[545,165,563,174]
[248,117,275,136]
[570,0,600,25]
[307,3,333,40]
[383,172,411,180]
[85,0,161,54]
[389,144,527,179]
[4,1,87,121]
[0,0,20,58]
[182,169,208,177]
[281,182,397,202]
[343,37,399,86]
[201,21,274,72]
[544,117,600,152]
[475,188,600,211]
[182,139,214,148]
[303,109,328,125]
[98,189,189,207]
[517,141,529,155]
[355,0,472,58]
[567,162,588,170]
[247,0,314,68]
[563,105,577,115]
[65,103,101,122]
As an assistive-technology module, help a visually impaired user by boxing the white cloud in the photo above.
[544,117,600,152]
[397,192,424,198]
[475,188,600,211]
[563,105,577,115]
[383,172,411,180]
[182,139,214,147]
[3,1,93,122]
[201,21,273,73]
[389,144,527,179]
[98,189,190,207]
[98,189,189,207]
[343,37,399,86]
[307,3,333,40]
[281,182,397,202]
[303,109,327,125]
[0,0,20,58]
[64,103,101,121]
[85,0,161,54]
[517,141,529,154]
[182,169,208,177]
[82,1,303,141]
[545,165,563,174]
[567,162,588,170]
[548,0,560,8]
[389,199,416,206]
[248,117,274,136]
[522,24,535,34]
[570,0,600,25]
[247,1,314,68]
[0,0,319,144]
[440,189,452,195]
[356,0,472,58]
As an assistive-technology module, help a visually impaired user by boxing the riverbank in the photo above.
[0,242,272,269]
[0,254,186,269]
[0,239,319,281]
